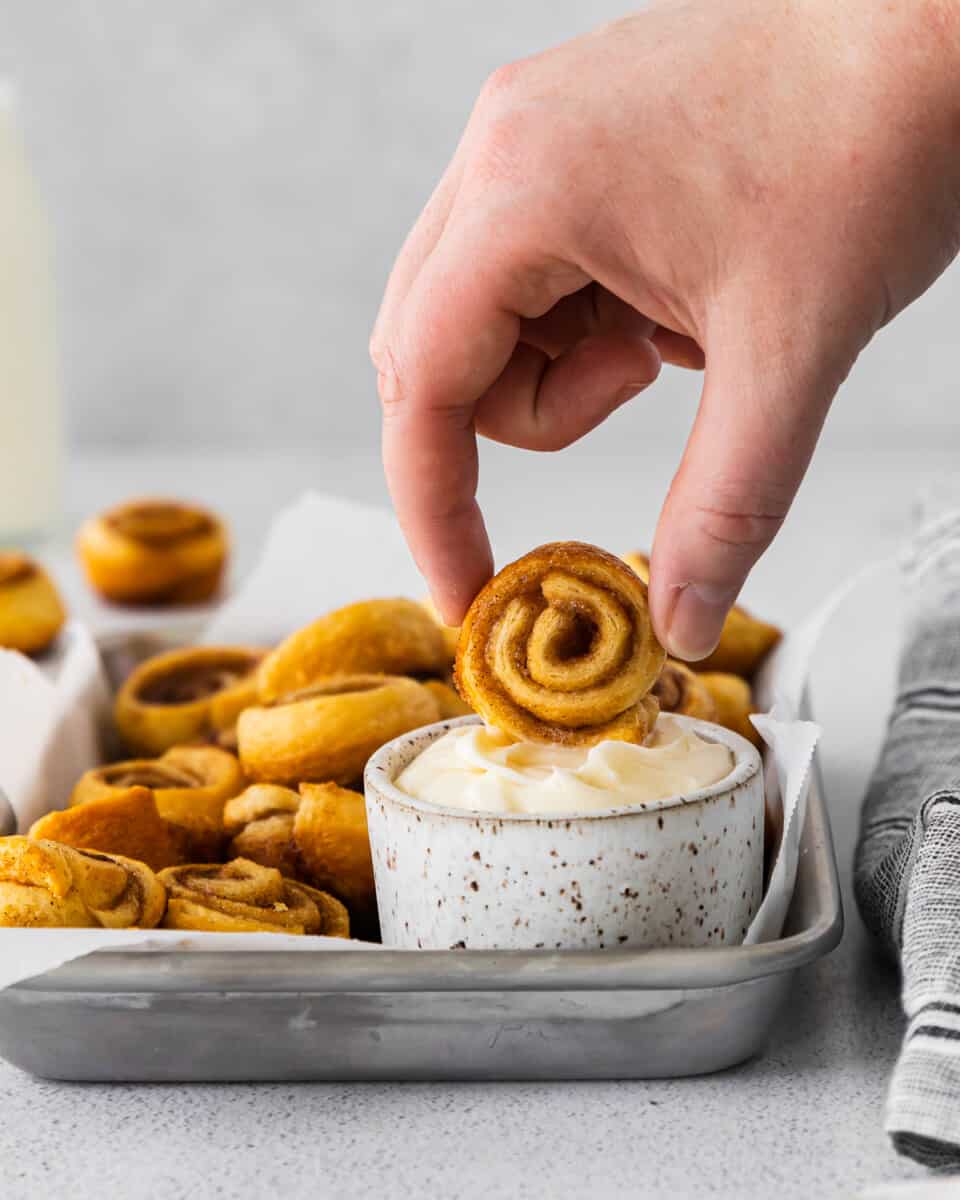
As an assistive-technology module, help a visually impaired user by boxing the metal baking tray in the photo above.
[0,628,843,1082]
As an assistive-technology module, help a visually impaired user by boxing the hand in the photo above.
[371,0,960,657]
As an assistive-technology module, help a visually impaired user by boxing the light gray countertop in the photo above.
[1,441,950,1199]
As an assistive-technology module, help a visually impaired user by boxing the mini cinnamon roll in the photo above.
[652,660,718,723]
[295,782,377,927]
[698,672,762,747]
[29,786,185,872]
[222,784,301,877]
[456,542,665,746]
[622,550,781,677]
[257,598,450,703]
[159,858,349,936]
[697,606,782,678]
[0,837,166,929]
[114,645,264,756]
[71,745,245,860]
[422,679,473,719]
[0,551,66,654]
[76,498,228,605]
[238,674,439,785]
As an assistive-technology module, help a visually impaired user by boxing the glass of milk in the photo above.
[0,83,63,542]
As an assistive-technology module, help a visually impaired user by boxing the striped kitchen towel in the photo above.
[855,507,960,1168]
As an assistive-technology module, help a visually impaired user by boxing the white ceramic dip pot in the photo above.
[364,715,764,951]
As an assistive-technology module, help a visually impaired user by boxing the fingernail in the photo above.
[663,582,736,661]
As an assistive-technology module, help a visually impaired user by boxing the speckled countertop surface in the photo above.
[1,443,950,1199]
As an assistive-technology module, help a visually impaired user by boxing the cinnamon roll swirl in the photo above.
[76,498,228,605]
[237,674,439,785]
[29,786,185,872]
[0,552,65,654]
[115,645,263,756]
[651,659,718,723]
[159,858,349,936]
[455,542,665,746]
[71,745,245,860]
[257,598,449,703]
[222,785,302,877]
[0,837,165,928]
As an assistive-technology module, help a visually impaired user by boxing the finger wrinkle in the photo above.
[690,503,785,552]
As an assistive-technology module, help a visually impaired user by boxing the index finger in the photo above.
[379,208,586,623]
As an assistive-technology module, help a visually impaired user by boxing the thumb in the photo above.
[648,331,842,660]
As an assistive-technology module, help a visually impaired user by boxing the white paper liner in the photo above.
[0,620,110,833]
[0,490,846,989]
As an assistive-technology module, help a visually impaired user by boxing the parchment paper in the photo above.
[0,491,832,988]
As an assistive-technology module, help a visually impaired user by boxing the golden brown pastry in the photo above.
[622,550,781,676]
[222,784,301,876]
[652,659,718,722]
[295,782,377,925]
[420,596,460,665]
[159,858,349,936]
[238,674,439,785]
[422,679,473,719]
[76,498,228,605]
[114,645,264,756]
[620,550,651,580]
[0,551,66,654]
[0,837,166,928]
[70,745,245,860]
[257,598,449,703]
[698,672,762,748]
[696,606,782,677]
[456,542,665,747]
[29,786,186,872]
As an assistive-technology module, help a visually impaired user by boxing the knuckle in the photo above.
[474,109,529,184]
[473,60,536,184]
[691,501,784,554]
[368,330,386,372]
[374,343,405,416]
[479,60,530,109]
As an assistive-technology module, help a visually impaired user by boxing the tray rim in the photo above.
[7,631,843,996]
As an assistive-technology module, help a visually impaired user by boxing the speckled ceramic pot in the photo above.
[364,715,764,951]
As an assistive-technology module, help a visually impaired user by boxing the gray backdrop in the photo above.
[3,0,957,451]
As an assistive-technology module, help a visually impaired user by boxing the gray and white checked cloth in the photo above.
[856,509,960,1169]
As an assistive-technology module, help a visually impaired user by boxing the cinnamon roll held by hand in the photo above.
[29,786,185,872]
[76,498,228,605]
[257,598,449,703]
[238,674,439,785]
[0,837,165,928]
[115,645,264,756]
[159,858,349,936]
[0,552,65,654]
[652,660,718,723]
[455,542,665,746]
[71,745,245,860]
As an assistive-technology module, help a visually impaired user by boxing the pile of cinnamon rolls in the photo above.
[0,500,780,939]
